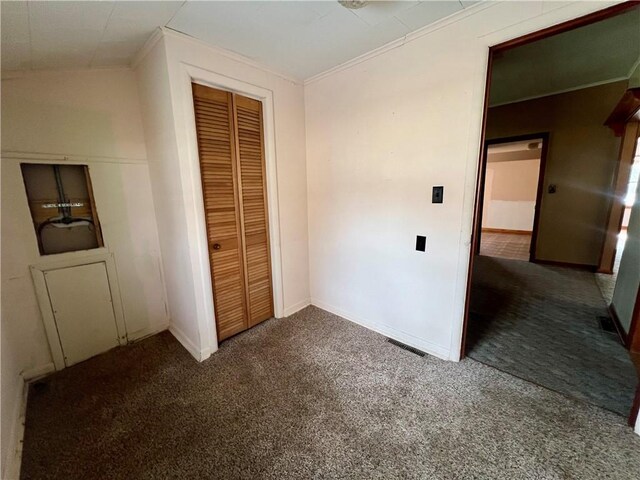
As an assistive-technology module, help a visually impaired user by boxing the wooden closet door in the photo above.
[233,95,274,326]
[192,84,248,341]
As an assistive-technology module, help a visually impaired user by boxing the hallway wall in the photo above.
[486,80,627,266]
[482,159,540,232]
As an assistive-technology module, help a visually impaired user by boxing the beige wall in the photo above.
[1,68,168,475]
[487,159,540,201]
[482,159,540,231]
[486,80,627,266]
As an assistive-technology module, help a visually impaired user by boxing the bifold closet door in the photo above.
[233,95,274,327]
[192,83,274,342]
[192,84,248,341]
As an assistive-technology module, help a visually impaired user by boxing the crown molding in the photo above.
[159,27,303,86]
[489,76,631,108]
[130,27,165,70]
[628,55,640,79]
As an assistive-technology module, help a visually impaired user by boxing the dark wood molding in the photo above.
[492,2,640,54]
[605,88,640,136]
[629,382,640,427]
[629,286,640,352]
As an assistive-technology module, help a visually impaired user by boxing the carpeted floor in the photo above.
[467,256,637,416]
[21,306,640,479]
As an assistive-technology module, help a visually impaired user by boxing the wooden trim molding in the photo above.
[492,2,640,54]
[605,88,640,137]
[629,383,640,427]
[628,286,640,353]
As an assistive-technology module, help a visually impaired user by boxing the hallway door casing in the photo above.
[192,83,273,342]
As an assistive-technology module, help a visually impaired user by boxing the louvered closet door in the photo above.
[233,95,274,327]
[192,84,248,341]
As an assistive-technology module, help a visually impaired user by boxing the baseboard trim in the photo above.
[169,324,210,362]
[128,322,170,343]
[283,298,311,317]
[310,299,450,360]
[21,363,56,381]
[533,259,597,271]
[482,228,532,235]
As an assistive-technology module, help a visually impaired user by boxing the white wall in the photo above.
[482,159,540,231]
[135,30,310,359]
[304,1,620,360]
[1,68,168,475]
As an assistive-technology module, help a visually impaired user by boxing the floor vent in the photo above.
[387,338,425,357]
[598,316,617,333]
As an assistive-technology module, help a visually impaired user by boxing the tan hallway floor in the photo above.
[480,231,531,261]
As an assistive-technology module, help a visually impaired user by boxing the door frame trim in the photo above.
[29,251,127,371]
[179,63,285,352]
[477,133,549,262]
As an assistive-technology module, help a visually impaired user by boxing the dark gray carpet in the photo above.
[22,306,640,479]
[467,256,638,416]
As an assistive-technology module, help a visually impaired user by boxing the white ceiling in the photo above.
[166,1,477,79]
[1,1,478,79]
[1,1,184,71]
[487,139,542,163]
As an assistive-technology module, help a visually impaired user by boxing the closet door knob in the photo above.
[212,243,221,250]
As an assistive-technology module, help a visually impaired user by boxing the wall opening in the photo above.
[21,164,103,255]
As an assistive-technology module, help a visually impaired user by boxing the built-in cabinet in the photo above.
[31,252,127,369]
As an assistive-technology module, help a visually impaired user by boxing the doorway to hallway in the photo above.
[478,136,545,262]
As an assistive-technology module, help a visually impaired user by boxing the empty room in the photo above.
[2,1,640,479]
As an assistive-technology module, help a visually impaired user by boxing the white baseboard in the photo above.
[169,324,210,362]
[128,322,170,343]
[21,363,55,381]
[282,298,311,317]
[310,298,450,361]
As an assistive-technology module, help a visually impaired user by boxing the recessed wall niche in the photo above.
[21,164,104,255]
